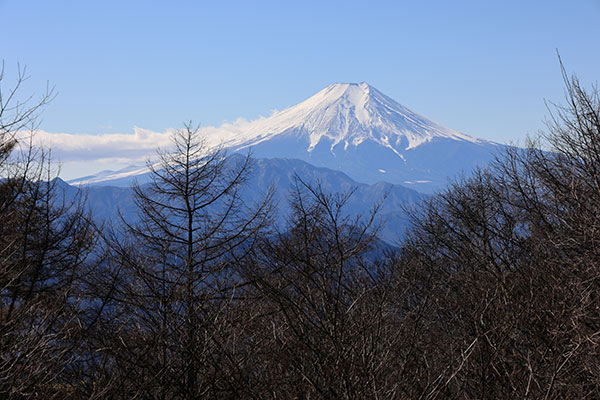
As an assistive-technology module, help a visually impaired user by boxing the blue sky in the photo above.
[1,1,600,177]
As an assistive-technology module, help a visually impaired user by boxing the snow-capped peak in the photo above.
[220,82,480,153]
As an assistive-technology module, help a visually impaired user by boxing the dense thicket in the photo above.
[392,70,600,398]
[0,66,101,398]
[1,65,599,398]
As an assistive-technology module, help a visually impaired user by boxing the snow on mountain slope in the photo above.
[70,164,148,186]
[214,82,499,193]
[221,82,481,154]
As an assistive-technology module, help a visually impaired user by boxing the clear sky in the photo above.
[1,0,600,177]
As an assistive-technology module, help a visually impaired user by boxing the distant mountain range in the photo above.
[58,156,426,244]
[70,82,503,193]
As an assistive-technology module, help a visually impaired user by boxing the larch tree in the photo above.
[100,123,273,398]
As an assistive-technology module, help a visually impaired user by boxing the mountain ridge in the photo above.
[63,156,426,244]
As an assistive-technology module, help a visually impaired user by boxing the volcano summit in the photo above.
[219,82,499,192]
[70,83,501,193]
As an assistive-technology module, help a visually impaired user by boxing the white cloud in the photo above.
[29,126,174,162]
[15,115,272,179]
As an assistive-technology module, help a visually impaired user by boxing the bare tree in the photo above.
[0,62,55,206]
[390,61,600,398]
[0,65,100,398]
[234,178,403,398]
[97,123,273,398]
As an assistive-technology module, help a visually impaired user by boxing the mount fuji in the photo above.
[70,83,502,193]
[216,82,500,193]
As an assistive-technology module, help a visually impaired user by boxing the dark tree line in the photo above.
[1,63,600,398]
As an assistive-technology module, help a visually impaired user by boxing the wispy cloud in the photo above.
[28,126,175,164]
[16,111,280,179]
[14,124,243,179]
[26,124,248,164]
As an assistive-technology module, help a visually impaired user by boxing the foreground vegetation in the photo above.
[1,65,600,398]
